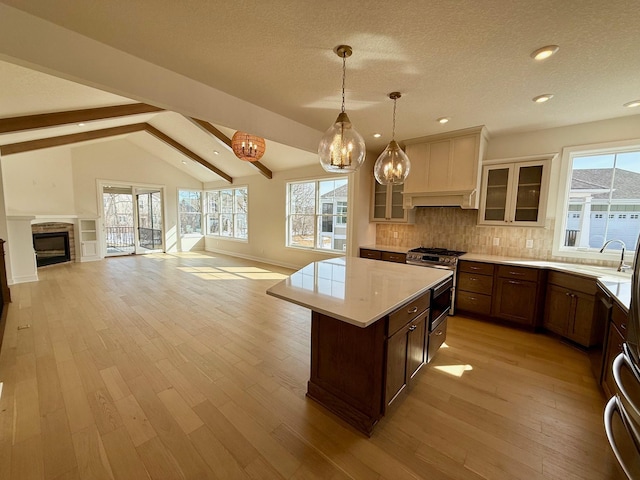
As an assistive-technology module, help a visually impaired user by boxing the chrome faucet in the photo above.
[599,239,630,272]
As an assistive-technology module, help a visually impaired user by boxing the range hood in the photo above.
[403,189,478,209]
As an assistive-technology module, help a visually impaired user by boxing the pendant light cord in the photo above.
[341,52,346,114]
[392,97,397,140]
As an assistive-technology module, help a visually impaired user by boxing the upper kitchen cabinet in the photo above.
[371,180,415,223]
[478,154,554,227]
[403,126,488,209]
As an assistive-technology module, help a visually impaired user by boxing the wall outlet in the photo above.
[493,237,500,246]
[393,231,398,239]
[526,239,534,248]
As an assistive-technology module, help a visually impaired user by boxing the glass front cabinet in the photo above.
[370,180,414,223]
[478,156,552,226]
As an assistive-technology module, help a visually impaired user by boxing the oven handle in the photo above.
[433,277,454,298]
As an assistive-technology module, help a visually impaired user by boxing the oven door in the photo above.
[430,276,453,331]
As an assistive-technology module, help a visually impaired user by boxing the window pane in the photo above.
[235,214,247,239]
[208,215,219,235]
[207,191,220,214]
[179,190,201,234]
[289,214,315,247]
[220,214,233,237]
[220,190,233,213]
[235,188,247,214]
[611,152,640,250]
[289,183,315,214]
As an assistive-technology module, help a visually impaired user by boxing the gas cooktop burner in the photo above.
[409,247,466,257]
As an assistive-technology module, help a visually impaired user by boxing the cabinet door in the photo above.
[544,284,572,335]
[567,291,597,347]
[407,313,427,382]
[385,324,409,407]
[372,181,388,220]
[81,241,98,258]
[481,165,512,222]
[602,323,625,398]
[513,164,544,223]
[371,182,410,223]
[492,278,537,326]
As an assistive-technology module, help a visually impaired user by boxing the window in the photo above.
[178,190,202,235]
[206,187,248,240]
[555,143,640,259]
[287,177,348,251]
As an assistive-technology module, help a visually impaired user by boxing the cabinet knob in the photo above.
[409,325,417,332]
[434,330,443,336]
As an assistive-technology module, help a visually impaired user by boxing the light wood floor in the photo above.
[0,252,625,479]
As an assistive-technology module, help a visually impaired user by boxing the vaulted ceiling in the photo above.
[0,0,639,183]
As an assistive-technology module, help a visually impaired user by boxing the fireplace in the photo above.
[33,232,71,267]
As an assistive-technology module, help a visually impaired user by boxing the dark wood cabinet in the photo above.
[543,271,599,347]
[492,265,545,327]
[456,260,495,316]
[359,248,406,264]
[602,306,626,398]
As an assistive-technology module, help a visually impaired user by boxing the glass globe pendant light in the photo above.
[374,92,411,185]
[318,45,366,173]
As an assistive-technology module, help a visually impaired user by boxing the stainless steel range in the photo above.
[406,247,466,314]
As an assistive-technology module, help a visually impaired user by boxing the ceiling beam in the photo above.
[0,103,163,134]
[188,117,273,180]
[143,124,232,183]
[0,123,147,155]
[0,122,233,183]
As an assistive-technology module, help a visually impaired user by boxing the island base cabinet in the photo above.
[308,312,386,436]
[428,318,447,363]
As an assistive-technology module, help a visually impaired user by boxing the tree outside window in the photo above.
[178,190,202,235]
[206,187,248,240]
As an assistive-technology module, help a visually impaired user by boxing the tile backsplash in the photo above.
[375,207,618,267]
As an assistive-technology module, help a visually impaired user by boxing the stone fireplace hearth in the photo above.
[31,222,76,265]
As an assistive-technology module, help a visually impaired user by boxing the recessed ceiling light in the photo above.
[373,133,382,138]
[181,160,187,164]
[533,94,554,103]
[77,122,85,127]
[623,100,640,108]
[437,117,450,124]
[213,150,220,155]
[530,45,559,61]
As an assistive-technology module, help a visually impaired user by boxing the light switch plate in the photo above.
[526,239,534,248]
[493,237,500,246]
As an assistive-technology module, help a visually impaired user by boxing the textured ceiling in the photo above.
[0,0,639,178]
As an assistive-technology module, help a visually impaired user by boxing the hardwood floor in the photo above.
[0,252,625,479]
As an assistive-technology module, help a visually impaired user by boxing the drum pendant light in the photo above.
[374,92,411,185]
[318,45,366,173]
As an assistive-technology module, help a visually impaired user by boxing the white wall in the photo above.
[71,138,204,252]
[3,147,75,215]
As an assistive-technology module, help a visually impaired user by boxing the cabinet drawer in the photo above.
[457,272,493,295]
[459,261,494,276]
[456,291,492,315]
[547,271,596,295]
[612,302,628,338]
[496,265,539,282]
[360,249,382,260]
[388,290,431,336]
[381,252,407,263]
[427,317,447,363]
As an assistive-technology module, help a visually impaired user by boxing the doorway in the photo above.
[102,184,164,256]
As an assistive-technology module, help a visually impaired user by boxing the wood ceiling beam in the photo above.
[0,122,234,183]
[143,124,232,183]
[0,103,163,134]
[188,117,273,180]
[0,123,147,155]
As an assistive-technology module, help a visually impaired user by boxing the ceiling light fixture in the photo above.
[373,92,411,185]
[437,117,450,124]
[373,133,381,138]
[533,94,554,103]
[231,131,266,162]
[77,122,85,127]
[213,150,220,155]
[624,100,640,108]
[318,45,366,173]
[530,45,559,61]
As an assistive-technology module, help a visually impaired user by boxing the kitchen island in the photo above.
[266,256,452,435]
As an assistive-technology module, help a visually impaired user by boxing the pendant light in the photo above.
[231,131,266,162]
[318,45,366,173]
[374,92,411,185]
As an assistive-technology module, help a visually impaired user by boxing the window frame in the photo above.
[205,185,249,242]
[553,138,640,262]
[286,176,349,252]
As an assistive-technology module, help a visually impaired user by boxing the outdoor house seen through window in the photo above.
[287,178,348,252]
[563,149,640,254]
[206,187,248,240]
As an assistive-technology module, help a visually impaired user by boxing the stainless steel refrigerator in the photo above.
[604,237,640,478]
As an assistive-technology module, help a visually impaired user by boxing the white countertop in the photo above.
[266,256,452,328]
[360,244,412,254]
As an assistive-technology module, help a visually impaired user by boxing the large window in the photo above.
[287,178,348,251]
[556,143,640,258]
[178,190,202,235]
[206,187,248,240]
